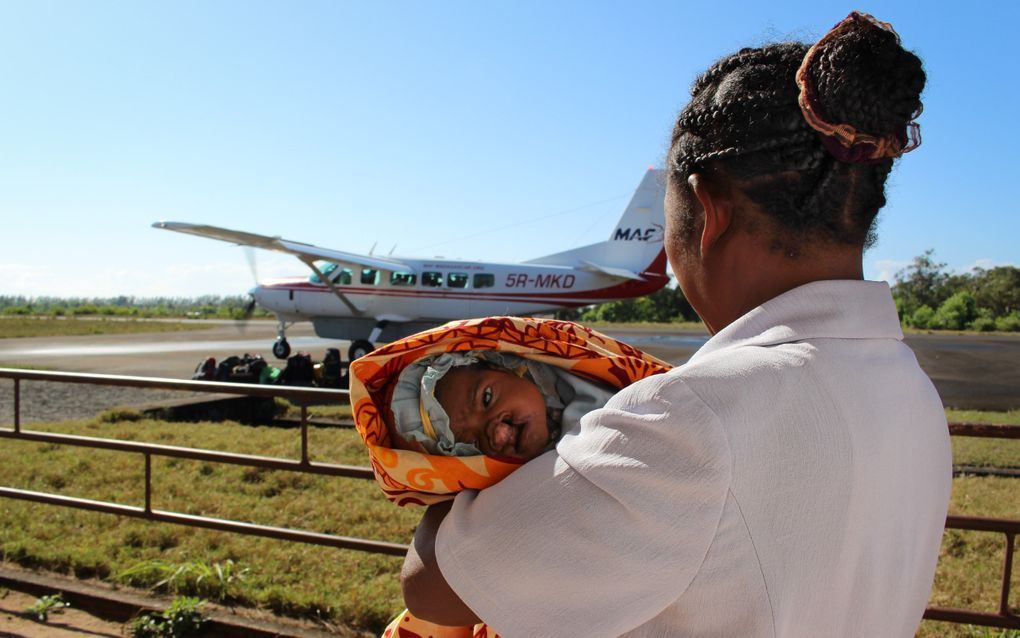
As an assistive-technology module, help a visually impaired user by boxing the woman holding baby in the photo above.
[399,12,951,638]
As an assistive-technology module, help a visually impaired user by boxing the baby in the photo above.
[388,350,614,461]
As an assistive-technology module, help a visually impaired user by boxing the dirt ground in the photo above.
[0,588,122,638]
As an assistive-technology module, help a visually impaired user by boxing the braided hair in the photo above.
[668,17,925,252]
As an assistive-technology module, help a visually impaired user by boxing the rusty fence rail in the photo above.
[0,368,406,556]
[924,515,1019,630]
[1,368,1018,628]
[926,422,1020,630]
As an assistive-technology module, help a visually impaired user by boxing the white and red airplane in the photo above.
[154,169,667,362]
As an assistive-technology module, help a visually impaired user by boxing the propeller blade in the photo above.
[243,246,259,283]
[234,294,256,335]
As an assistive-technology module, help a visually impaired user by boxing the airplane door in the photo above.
[464,271,496,317]
[384,269,420,320]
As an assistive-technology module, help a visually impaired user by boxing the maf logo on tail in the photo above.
[613,223,664,242]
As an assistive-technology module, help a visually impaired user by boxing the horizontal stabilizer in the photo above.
[152,221,413,273]
[577,261,644,280]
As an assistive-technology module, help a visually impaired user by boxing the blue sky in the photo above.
[1,1,1016,297]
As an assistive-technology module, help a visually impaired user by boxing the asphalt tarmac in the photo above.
[0,320,1017,411]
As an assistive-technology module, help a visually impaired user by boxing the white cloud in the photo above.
[867,258,911,284]
[957,258,1017,274]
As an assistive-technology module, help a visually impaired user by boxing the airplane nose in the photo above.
[247,286,257,297]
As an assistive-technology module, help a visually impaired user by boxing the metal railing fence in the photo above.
[1,368,1018,628]
[0,368,405,556]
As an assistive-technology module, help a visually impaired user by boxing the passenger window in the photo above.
[391,271,417,286]
[473,273,495,288]
[361,269,379,285]
[448,273,469,288]
[335,268,353,285]
[422,272,444,287]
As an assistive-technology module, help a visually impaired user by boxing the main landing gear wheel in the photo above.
[348,339,374,362]
[272,339,292,360]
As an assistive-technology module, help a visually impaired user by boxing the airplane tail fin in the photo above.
[525,168,667,280]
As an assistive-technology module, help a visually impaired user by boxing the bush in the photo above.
[909,305,935,329]
[996,311,1020,332]
[968,316,997,332]
[130,596,205,638]
[931,291,978,330]
[71,304,100,316]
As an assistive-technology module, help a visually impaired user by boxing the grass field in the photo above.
[0,316,214,339]
[0,409,1017,636]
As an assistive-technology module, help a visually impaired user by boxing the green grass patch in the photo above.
[0,416,418,633]
[952,437,1020,469]
[2,410,1019,635]
[0,317,214,339]
[947,409,1020,427]
[274,398,354,421]
[947,409,1020,469]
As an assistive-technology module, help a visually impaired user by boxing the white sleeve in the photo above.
[434,373,732,638]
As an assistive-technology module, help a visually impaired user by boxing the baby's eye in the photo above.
[482,386,492,407]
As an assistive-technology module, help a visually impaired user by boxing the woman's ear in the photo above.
[688,173,732,257]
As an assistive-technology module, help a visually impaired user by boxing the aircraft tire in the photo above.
[272,339,292,360]
[348,339,374,362]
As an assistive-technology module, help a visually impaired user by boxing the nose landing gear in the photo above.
[272,338,291,360]
[272,319,293,360]
[270,319,382,362]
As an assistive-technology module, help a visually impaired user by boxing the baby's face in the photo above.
[435,366,551,460]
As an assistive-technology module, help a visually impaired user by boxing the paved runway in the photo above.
[0,320,1017,410]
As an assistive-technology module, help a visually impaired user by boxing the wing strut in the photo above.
[301,258,363,316]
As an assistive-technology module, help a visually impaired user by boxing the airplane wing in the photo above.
[152,221,415,273]
[577,260,645,281]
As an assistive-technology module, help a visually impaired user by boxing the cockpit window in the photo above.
[335,268,353,285]
[309,262,340,284]
[391,271,417,286]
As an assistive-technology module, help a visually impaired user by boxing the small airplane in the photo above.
[154,169,668,362]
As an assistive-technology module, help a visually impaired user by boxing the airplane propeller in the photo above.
[234,247,260,332]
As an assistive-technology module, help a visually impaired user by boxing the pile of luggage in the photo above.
[191,348,348,388]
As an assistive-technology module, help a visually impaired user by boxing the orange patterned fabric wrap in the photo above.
[351,317,673,638]
[350,316,673,507]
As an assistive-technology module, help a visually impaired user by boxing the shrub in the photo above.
[996,311,1020,332]
[909,305,935,329]
[130,596,205,638]
[968,316,997,332]
[931,291,978,330]
[23,593,69,622]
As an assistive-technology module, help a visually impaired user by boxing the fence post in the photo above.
[300,404,309,465]
[13,378,20,433]
[1001,532,1016,617]
[144,453,152,514]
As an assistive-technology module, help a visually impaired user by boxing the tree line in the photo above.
[0,295,267,320]
[891,250,1019,332]
[560,249,1018,332]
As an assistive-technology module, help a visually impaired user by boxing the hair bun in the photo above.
[797,12,925,162]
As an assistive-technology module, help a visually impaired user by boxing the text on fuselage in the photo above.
[505,273,576,288]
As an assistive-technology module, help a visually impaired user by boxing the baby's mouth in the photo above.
[488,417,523,455]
